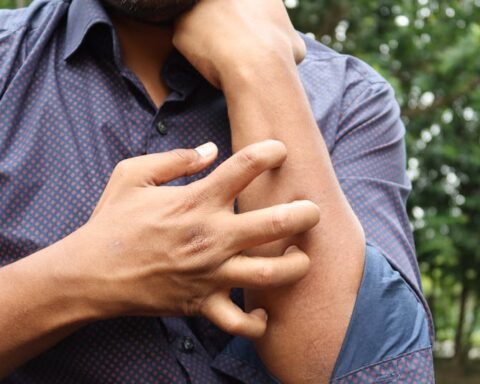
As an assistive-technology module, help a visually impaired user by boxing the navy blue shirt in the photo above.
[0,0,432,382]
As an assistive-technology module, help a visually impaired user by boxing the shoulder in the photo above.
[297,33,400,148]
[299,32,389,95]
[0,0,70,97]
[0,0,68,37]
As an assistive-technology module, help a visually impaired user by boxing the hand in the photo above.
[67,140,319,338]
[173,0,305,88]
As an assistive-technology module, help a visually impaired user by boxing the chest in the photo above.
[0,54,232,264]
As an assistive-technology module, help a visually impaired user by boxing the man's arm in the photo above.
[223,55,365,383]
[0,240,100,378]
[174,2,365,382]
[225,48,415,383]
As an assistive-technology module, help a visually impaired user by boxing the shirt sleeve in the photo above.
[0,9,27,98]
[330,81,421,291]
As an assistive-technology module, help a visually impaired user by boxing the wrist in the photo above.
[53,226,120,322]
[220,50,307,142]
[1,238,104,336]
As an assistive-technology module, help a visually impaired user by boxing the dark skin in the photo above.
[0,1,365,383]
[109,11,173,106]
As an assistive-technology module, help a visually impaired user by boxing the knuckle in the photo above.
[237,148,264,173]
[182,302,195,317]
[172,149,200,166]
[254,264,274,286]
[182,188,199,210]
[180,187,204,211]
[182,293,204,317]
[183,225,215,255]
[114,159,133,176]
[223,316,243,335]
[270,206,291,236]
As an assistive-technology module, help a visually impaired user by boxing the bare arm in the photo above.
[174,1,365,382]
[0,238,99,377]
[223,54,365,383]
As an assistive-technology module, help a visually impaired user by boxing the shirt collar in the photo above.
[63,0,115,61]
[63,0,203,96]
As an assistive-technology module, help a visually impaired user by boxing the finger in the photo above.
[192,140,287,203]
[201,293,268,339]
[114,142,218,187]
[229,200,320,252]
[219,246,310,289]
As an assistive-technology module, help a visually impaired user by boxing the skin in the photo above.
[0,1,365,383]
[173,1,365,382]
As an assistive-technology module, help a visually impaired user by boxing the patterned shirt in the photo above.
[0,0,431,383]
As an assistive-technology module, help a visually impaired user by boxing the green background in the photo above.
[1,0,479,382]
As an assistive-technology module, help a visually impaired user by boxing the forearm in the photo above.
[0,233,103,378]
[223,56,365,382]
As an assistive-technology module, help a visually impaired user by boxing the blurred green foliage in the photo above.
[1,0,479,368]
[0,0,27,8]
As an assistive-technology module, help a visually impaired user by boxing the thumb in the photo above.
[120,142,218,186]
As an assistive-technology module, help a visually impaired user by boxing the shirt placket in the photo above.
[162,318,229,384]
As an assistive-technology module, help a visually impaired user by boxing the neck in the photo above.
[110,11,175,107]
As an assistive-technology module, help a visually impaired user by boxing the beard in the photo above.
[102,0,198,23]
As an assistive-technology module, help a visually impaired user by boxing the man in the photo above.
[0,0,434,382]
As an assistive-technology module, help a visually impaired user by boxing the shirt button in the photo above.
[156,120,168,136]
[180,337,195,353]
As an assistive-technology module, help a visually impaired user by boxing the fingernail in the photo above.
[286,245,300,253]
[195,142,217,158]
